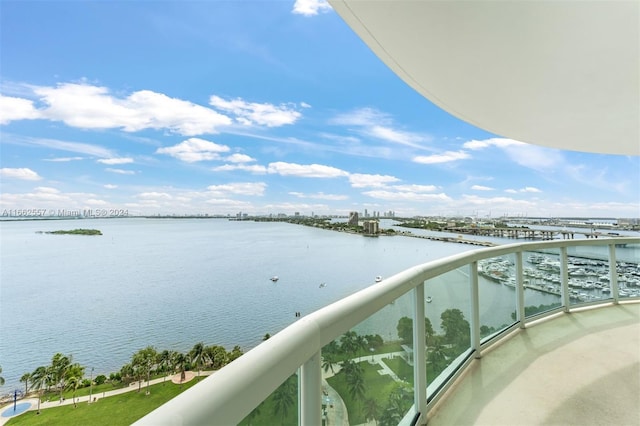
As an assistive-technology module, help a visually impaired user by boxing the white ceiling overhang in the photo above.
[329,1,639,156]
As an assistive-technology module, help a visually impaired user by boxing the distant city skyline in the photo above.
[1,1,639,218]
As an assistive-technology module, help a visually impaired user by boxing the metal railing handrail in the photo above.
[135,237,639,425]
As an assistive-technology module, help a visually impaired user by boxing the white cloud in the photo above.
[471,185,494,191]
[156,138,230,162]
[369,125,427,148]
[6,134,114,158]
[0,167,42,180]
[105,168,136,175]
[0,187,101,208]
[413,151,470,164]
[209,96,302,127]
[463,137,563,171]
[503,187,542,194]
[0,95,41,124]
[212,164,268,174]
[331,108,429,149]
[267,162,349,178]
[362,190,452,202]
[43,157,84,162]
[521,187,542,193]
[392,184,438,192]
[459,195,538,212]
[292,0,332,16]
[97,157,134,165]
[289,191,348,201]
[502,144,564,171]
[34,186,60,194]
[225,153,255,163]
[30,83,232,135]
[207,182,266,196]
[86,199,108,206]
[138,192,173,200]
[104,184,118,189]
[463,138,523,150]
[349,173,400,188]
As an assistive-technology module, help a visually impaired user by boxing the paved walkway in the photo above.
[0,371,213,425]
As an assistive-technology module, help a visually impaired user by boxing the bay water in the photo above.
[0,218,609,393]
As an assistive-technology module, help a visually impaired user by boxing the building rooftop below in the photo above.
[428,302,640,425]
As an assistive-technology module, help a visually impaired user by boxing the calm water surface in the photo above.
[0,218,469,392]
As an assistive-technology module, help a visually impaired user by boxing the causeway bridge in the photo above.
[444,227,611,240]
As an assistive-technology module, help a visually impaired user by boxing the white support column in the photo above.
[515,251,525,328]
[560,247,570,312]
[413,283,427,422]
[470,262,481,358]
[299,351,321,426]
[609,244,619,304]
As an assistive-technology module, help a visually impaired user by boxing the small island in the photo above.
[42,228,103,235]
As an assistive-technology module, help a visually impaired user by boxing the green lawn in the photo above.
[5,380,199,426]
[382,356,414,386]
[326,361,401,424]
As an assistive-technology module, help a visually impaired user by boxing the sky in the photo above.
[1,1,639,219]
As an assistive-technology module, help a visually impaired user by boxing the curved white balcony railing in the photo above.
[135,237,639,426]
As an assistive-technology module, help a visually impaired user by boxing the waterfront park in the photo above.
[0,305,551,425]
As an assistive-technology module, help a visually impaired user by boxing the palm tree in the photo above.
[340,358,361,378]
[30,366,48,414]
[64,364,84,408]
[157,350,172,384]
[355,334,369,355]
[20,372,31,395]
[323,340,340,356]
[134,346,157,394]
[363,397,381,425]
[273,375,296,424]
[189,342,207,380]
[429,336,448,375]
[340,331,359,355]
[321,352,338,375]
[51,353,71,402]
[0,365,4,386]
[246,401,263,425]
[132,353,146,392]
[172,352,187,385]
[344,361,365,401]
[205,345,228,370]
[228,345,243,363]
[120,363,134,385]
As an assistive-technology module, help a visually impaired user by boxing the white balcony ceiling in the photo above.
[329,1,639,156]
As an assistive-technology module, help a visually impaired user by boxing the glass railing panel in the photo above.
[424,267,471,388]
[616,242,640,299]
[238,373,299,426]
[477,254,518,339]
[522,249,563,314]
[566,244,611,305]
[323,291,415,426]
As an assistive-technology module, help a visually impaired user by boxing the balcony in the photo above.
[135,237,639,425]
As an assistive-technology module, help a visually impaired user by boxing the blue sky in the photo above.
[1,1,638,218]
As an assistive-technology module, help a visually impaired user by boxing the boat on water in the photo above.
[375,276,383,283]
[319,282,326,288]
[270,276,279,282]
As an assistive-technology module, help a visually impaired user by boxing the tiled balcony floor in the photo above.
[427,302,640,426]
